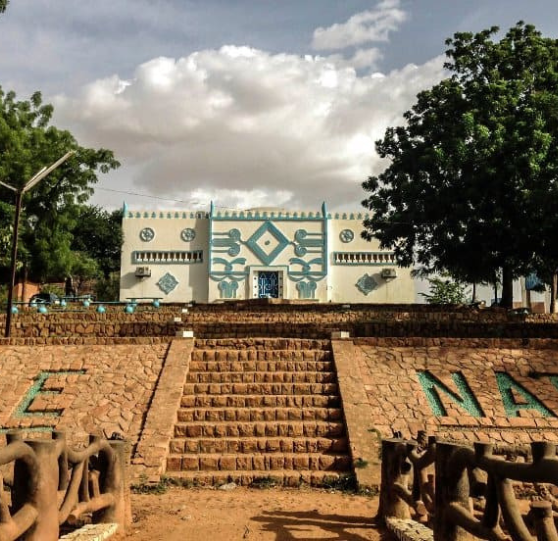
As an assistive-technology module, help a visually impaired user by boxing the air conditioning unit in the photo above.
[135,266,151,278]
[381,268,397,280]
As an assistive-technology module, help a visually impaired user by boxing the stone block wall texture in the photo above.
[335,338,558,446]
[2,303,558,339]
[0,342,169,447]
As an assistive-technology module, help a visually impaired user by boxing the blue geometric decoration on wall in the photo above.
[293,229,325,257]
[139,227,155,242]
[210,257,247,282]
[339,229,354,243]
[181,228,196,242]
[157,272,179,295]
[297,281,317,299]
[219,280,238,299]
[356,273,378,295]
[245,221,290,266]
[212,229,242,256]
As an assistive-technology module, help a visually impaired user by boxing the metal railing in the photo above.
[379,435,558,541]
[0,430,130,541]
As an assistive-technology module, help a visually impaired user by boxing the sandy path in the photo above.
[119,486,392,541]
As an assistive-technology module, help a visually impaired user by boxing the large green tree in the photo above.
[71,206,123,279]
[362,23,558,309]
[0,88,120,283]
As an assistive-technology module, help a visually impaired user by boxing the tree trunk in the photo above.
[551,273,558,314]
[471,283,477,303]
[501,265,514,309]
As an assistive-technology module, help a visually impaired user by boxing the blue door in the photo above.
[258,271,279,298]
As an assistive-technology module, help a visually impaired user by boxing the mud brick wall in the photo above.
[333,338,558,446]
[3,303,558,339]
[0,342,169,447]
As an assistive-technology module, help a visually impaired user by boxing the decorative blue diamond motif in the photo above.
[356,273,378,295]
[245,221,289,265]
[157,272,179,295]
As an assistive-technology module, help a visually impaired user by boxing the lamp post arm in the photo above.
[0,180,17,192]
[23,152,74,193]
[4,150,75,338]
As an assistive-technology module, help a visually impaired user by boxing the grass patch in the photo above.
[131,475,200,494]
[131,475,170,495]
[354,458,369,469]
[250,476,280,489]
[318,473,357,492]
[318,473,379,497]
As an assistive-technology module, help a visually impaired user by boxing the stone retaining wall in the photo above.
[2,303,558,339]
[333,337,558,448]
[0,341,169,448]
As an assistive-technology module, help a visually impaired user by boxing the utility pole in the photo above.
[2,151,74,338]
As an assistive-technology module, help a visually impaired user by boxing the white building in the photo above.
[119,203,415,303]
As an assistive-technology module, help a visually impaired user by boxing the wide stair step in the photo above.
[182,383,339,395]
[188,360,334,372]
[193,339,331,351]
[174,421,345,438]
[187,371,336,383]
[191,351,333,362]
[167,470,346,488]
[180,394,341,408]
[165,339,353,487]
[169,436,348,454]
[176,407,342,422]
[166,453,351,472]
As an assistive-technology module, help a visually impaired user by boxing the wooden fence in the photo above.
[0,430,130,541]
[379,435,558,540]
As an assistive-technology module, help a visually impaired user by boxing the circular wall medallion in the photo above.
[340,229,354,243]
[139,227,155,242]
[181,227,196,242]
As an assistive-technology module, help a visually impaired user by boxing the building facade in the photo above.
[119,203,415,303]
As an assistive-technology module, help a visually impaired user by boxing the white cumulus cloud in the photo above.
[312,0,408,51]
[53,47,444,210]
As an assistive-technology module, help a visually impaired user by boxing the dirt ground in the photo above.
[118,486,393,541]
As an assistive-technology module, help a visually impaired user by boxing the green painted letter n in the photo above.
[417,371,484,418]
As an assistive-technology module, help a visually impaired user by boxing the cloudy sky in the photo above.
[2,0,558,211]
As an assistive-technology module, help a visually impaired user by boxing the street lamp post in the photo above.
[2,151,75,338]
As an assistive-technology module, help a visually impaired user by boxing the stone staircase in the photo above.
[165,338,353,486]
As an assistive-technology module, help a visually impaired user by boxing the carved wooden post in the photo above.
[434,442,472,541]
[52,430,70,492]
[22,440,59,541]
[93,440,131,532]
[6,429,26,528]
[531,501,558,541]
[378,438,412,524]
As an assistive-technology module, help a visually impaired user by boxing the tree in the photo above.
[362,23,558,309]
[0,1,8,14]
[0,202,12,268]
[420,277,470,305]
[70,206,123,279]
[70,253,100,296]
[0,87,120,283]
